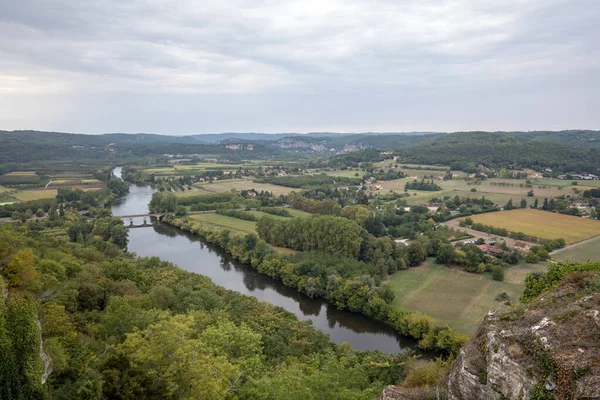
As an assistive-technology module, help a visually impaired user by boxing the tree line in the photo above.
[164,215,468,355]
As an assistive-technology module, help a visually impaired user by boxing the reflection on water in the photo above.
[111,167,426,355]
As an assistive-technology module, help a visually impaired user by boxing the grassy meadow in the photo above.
[375,174,594,207]
[187,180,295,196]
[388,259,547,334]
[467,209,600,244]
[188,213,257,236]
[552,236,600,262]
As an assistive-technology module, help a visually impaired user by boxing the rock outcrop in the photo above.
[448,273,600,399]
[382,271,600,399]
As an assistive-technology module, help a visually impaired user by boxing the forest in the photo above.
[0,218,413,399]
[395,132,600,173]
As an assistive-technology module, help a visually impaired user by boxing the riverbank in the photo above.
[161,214,468,356]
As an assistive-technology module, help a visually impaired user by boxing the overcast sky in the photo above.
[0,0,598,134]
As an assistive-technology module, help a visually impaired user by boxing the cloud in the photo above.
[0,0,598,132]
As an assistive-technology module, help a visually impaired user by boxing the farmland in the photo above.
[187,180,295,196]
[466,209,600,244]
[388,259,547,334]
[373,174,593,207]
[143,163,248,176]
[188,213,257,236]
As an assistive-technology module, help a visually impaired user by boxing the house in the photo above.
[514,241,531,251]
[394,239,410,246]
[477,244,505,256]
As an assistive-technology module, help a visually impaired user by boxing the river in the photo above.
[111,167,423,355]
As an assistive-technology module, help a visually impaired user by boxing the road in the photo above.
[443,219,537,249]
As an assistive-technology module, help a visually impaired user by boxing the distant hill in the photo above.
[2,130,599,172]
[502,130,600,148]
[395,131,600,173]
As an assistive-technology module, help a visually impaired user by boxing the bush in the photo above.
[403,357,453,388]
[491,266,505,281]
[526,252,540,264]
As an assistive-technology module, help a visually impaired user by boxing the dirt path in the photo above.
[443,219,537,249]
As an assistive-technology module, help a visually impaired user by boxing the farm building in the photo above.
[514,241,531,251]
[476,243,505,256]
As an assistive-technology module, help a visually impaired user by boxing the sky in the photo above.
[0,0,599,134]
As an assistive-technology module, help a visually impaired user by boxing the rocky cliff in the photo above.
[381,270,600,400]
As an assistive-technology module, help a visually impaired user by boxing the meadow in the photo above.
[188,213,257,235]
[388,259,547,334]
[552,236,600,262]
[376,175,590,207]
[143,163,248,176]
[467,209,600,244]
[321,169,366,178]
[187,180,295,196]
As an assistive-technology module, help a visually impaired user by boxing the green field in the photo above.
[530,178,600,188]
[467,209,600,244]
[188,213,257,236]
[552,236,600,262]
[375,175,590,207]
[144,163,248,176]
[189,180,295,196]
[388,259,547,334]
[322,170,366,178]
[13,189,58,201]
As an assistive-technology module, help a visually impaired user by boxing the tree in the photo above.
[114,315,239,399]
[533,199,539,209]
[340,205,370,225]
[542,198,549,210]
[526,252,540,264]
[109,223,129,249]
[491,266,505,281]
[435,244,455,266]
[35,208,44,218]
[407,242,426,267]
[505,199,514,210]
[520,199,527,208]
[149,192,177,213]
[48,206,57,221]
[3,250,40,290]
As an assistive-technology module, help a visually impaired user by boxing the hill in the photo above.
[395,132,600,173]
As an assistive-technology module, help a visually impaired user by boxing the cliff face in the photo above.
[381,271,600,400]
[447,272,600,400]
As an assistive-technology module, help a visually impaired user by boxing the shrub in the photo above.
[402,357,453,388]
[526,252,540,264]
[491,266,505,281]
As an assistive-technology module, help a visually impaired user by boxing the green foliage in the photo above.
[216,209,257,221]
[166,215,468,355]
[402,357,452,388]
[149,191,177,213]
[0,221,413,398]
[522,260,600,301]
[490,266,505,281]
[259,207,292,217]
[396,131,600,174]
[5,297,45,399]
[405,179,442,191]
[256,215,364,258]
[287,193,342,215]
